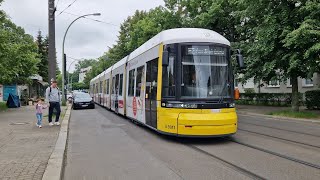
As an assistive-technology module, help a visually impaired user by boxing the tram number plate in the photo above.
[165,125,175,130]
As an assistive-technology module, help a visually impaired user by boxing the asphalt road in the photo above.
[63,106,320,180]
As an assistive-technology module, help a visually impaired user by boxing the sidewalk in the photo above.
[0,105,66,180]
[236,105,320,121]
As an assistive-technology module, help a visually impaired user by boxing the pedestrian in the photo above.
[45,79,61,126]
[35,98,47,128]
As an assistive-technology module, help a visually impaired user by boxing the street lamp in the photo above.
[67,58,81,92]
[61,13,101,102]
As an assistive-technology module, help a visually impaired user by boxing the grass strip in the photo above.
[267,110,319,119]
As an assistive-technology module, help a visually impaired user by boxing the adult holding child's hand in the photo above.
[45,79,61,126]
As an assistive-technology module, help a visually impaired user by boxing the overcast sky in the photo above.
[1,0,164,72]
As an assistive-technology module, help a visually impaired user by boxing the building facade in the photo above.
[237,73,320,94]
[79,66,92,83]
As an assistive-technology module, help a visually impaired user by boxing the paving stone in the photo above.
[0,106,66,179]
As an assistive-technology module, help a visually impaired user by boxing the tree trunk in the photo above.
[291,75,299,112]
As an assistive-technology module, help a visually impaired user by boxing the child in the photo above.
[35,99,47,128]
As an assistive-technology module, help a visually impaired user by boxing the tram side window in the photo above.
[100,81,102,93]
[135,66,144,97]
[162,54,175,97]
[128,69,135,96]
[112,77,116,94]
[119,74,123,96]
[104,80,107,94]
[115,74,119,95]
[106,79,110,94]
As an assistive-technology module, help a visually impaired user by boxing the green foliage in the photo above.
[57,73,62,89]
[237,93,303,106]
[70,59,96,84]
[237,0,320,110]
[83,6,182,88]
[165,0,245,42]
[72,82,89,90]
[36,31,49,82]
[0,11,40,84]
[268,110,319,119]
[244,88,255,94]
[0,102,7,111]
[305,90,320,110]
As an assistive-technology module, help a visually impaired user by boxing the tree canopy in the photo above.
[84,6,182,86]
[237,0,320,110]
[36,30,49,82]
[0,10,40,84]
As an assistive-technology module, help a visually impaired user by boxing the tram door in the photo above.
[145,59,158,128]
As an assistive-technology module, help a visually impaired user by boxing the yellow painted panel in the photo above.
[178,124,237,136]
[157,44,163,102]
[178,112,237,126]
[157,106,178,134]
[157,106,238,136]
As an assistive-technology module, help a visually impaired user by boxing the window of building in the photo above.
[267,79,280,87]
[128,69,135,96]
[135,66,144,97]
[234,79,239,88]
[302,78,313,87]
[287,79,292,87]
[119,74,123,96]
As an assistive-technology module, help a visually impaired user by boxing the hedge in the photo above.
[236,93,303,106]
[305,90,320,110]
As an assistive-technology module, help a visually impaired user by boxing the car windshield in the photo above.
[181,45,231,99]
[75,93,91,99]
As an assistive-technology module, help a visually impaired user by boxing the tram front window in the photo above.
[181,45,231,99]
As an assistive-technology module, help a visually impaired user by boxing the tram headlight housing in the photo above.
[162,102,198,109]
[229,102,235,108]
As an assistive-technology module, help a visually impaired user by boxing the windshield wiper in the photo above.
[218,82,229,104]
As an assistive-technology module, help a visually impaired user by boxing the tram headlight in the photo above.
[163,102,198,109]
[229,102,235,108]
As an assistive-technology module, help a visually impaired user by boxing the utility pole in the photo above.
[48,0,56,81]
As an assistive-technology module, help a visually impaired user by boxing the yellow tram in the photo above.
[90,28,244,137]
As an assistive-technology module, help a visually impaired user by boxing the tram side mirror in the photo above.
[162,50,169,66]
[236,49,245,69]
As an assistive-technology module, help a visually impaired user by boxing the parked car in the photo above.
[67,93,73,103]
[72,92,95,109]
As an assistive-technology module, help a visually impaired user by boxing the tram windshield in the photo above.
[181,45,231,99]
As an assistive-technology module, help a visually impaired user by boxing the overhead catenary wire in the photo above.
[56,10,119,27]
[57,0,79,17]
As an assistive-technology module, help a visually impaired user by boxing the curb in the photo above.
[237,111,320,123]
[42,105,71,180]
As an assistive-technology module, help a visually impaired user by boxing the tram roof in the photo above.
[98,71,105,79]
[112,56,128,70]
[91,28,230,82]
[129,28,230,60]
